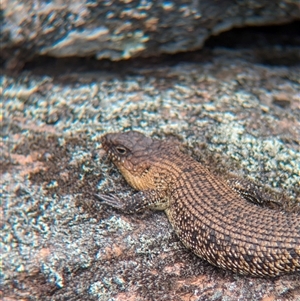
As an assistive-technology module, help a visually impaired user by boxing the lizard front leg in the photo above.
[95,189,170,213]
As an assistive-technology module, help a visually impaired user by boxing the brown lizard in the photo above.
[96,131,300,277]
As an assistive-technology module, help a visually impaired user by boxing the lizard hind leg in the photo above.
[226,177,281,209]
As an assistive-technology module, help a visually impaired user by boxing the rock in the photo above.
[1,0,300,66]
[2,43,300,300]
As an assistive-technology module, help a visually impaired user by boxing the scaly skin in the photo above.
[97,131,300,277]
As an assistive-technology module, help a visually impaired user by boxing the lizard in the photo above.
[95,131,300,277]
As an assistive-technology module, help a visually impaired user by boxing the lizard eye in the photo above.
[115,146,127,155]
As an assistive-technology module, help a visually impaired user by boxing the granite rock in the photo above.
[2,42,300,300]
[1,0,300,67]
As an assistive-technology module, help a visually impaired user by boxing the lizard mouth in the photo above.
[101,135,122,163]
[107,149,121,162]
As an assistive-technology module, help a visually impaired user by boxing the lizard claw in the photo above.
[94,193,125,210]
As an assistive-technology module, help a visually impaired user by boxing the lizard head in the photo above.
[101,131,163,190]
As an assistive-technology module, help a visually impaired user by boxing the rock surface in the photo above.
[2,27,300,301]
[1,0,300,66]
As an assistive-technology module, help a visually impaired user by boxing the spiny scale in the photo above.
[98,131,300,277]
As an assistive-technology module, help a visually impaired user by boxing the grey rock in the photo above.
[1,0,300,65]
[1,45,300,300]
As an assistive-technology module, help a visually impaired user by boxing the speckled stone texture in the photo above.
[1,0,300,67]
[1,44,300,300]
